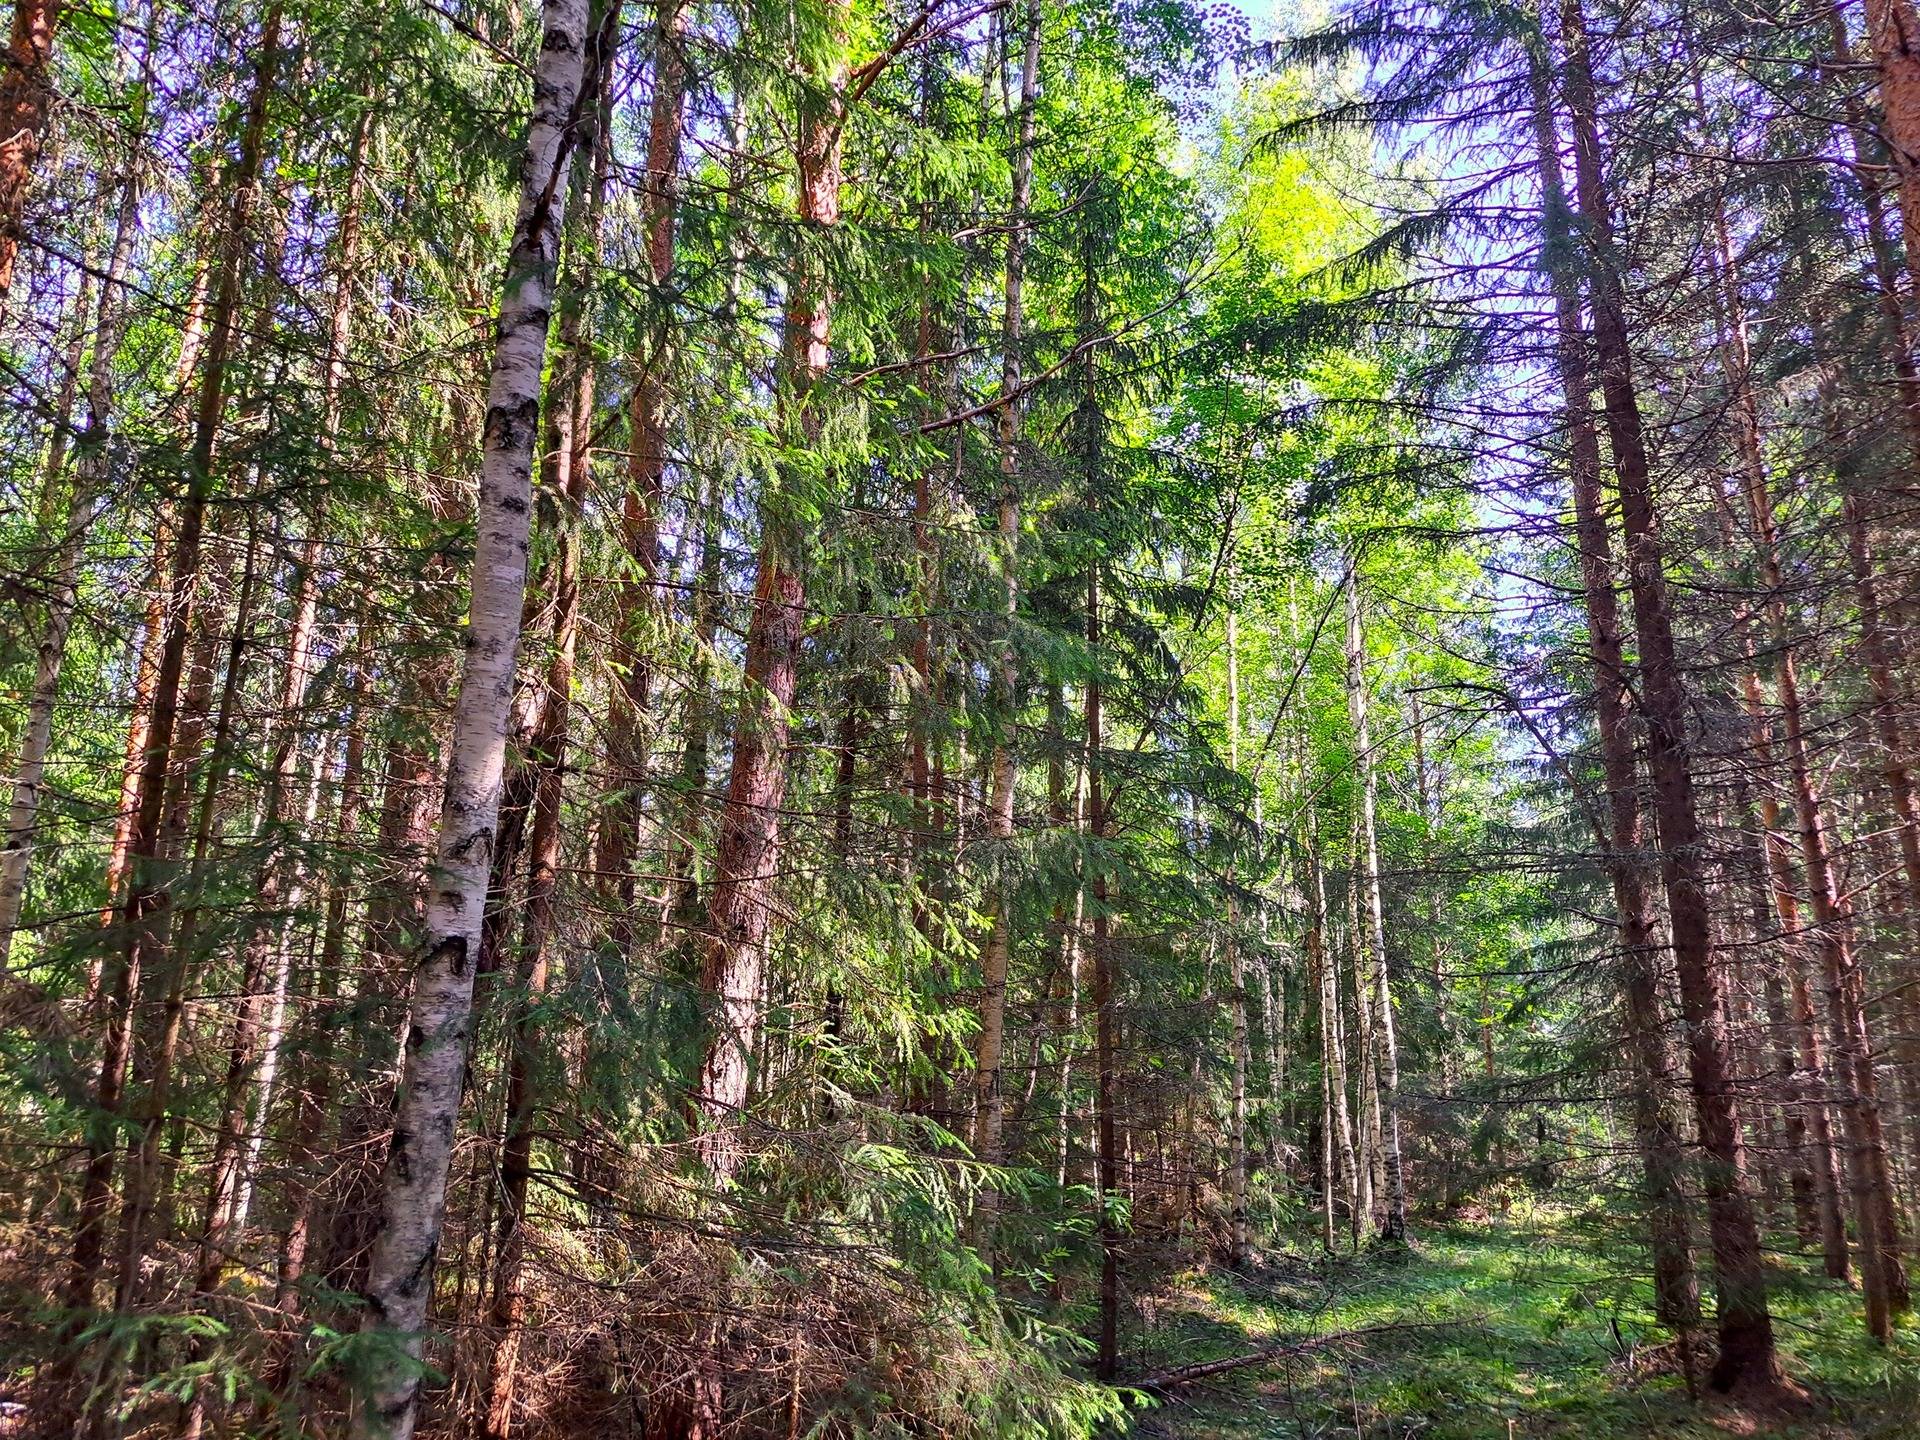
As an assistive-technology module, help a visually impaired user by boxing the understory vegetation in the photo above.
[1,0,1919,1433]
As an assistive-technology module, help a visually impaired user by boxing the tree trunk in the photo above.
[0,0,60,303]
[1558,0,1780,1391]
[1087,570,1121,1380]
[602,0,689,925]
[1226,611,1250,1267]
[276,647,370,1318]
[351,0,589,1430]
[1309,817,1356,1250]
[971,0,1040,1252]
[1525,48,1699,1330]
[0,157,140,969]
[1863,0,1920,298]
[67,6,283,1314]
[1708,188,1910,1333]
[693,0,847,1183]
[1344,566,1405,1243]
[1342,805,1377,1232]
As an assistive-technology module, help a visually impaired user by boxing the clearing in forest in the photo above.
[1139,1217,1920,1440]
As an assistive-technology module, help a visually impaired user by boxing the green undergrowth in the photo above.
[1127,1210,1920,1439]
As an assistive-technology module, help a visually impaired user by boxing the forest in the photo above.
[1,0,1919,1433]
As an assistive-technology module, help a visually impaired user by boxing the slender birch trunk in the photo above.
[351,0,589,1431]
[1309,812,1357,1250]
[1344,566,1406,1243]
[1342,806,1377,1231]
[0,158,140,969]
[1226,610,1250,1267]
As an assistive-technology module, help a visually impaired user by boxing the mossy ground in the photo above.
[1125,1209,1920,1439]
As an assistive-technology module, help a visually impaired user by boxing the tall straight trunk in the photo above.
[0,159,140,970]
[1260,954,1286,1160]
[1052,698,1087,1193]
[100,532,168,934]
[351,0,589,1432]
[1343,808,1378,1230]
[1759,955,1820,1247]
[67,7,283,1312]
[1863,0,1920,297]
[486,37,614,1422]
[277,647,369,1317]
[1525,50,1699,1330]
[0,0,59,303]
[693,0,848,1182]
[1226,610,1250,1267]
[1344,566,1405,1243]
[190,102,370,1323]
[1730,626,1851,1278]
[1843,494,1920,912]
[482,441,585,1440]
[971,0,1040,1247]
[602,0,690,922]
[190,521,325,1288]
[226,751,326,1239]
[1087,571,1120,1380]
[1309,813,1357,1250]
[1707,194,1910,1332]
[109,514,257,1324]
[669,468,723,928]
[1558,0,1779,1390]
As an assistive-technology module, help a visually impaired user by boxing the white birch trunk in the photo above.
[1226,609,1249,1267]
[352,2,589,1432]
[0,163,140,971]
[1345,561,1406,1242]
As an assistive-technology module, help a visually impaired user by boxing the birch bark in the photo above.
[352,0,589,1431]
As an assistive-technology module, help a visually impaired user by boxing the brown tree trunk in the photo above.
[0,0,60,303]
[1087,571,1120,1380]
[971,0,1040,1252]
[67,5,284,1314]
[1708,189,1910,1333]
[601,0,689,925]
[1557,0,1780,1390]
[692,0,847,1182]
[276,646,370,1317]
[1863,0,1920,298]
[1526,52,1700,1330]
[102,516,256,1354]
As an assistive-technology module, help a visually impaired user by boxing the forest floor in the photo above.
[1127,1208,1920,1439]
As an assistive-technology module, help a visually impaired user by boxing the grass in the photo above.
[1124,1207,1920,1439]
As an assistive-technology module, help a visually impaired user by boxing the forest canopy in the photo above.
[0,0,1918,1434]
